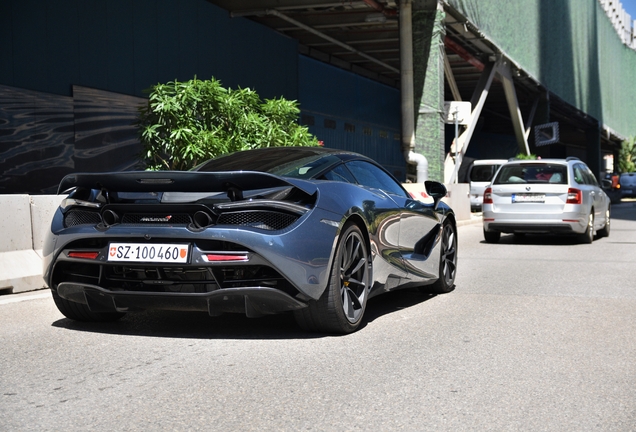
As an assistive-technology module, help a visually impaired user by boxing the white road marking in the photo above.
[0,291,50,305]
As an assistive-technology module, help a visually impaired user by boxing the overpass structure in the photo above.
[209,0,636,181]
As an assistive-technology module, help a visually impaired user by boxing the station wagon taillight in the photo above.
[483,187,493,204]
[566,188,582,204]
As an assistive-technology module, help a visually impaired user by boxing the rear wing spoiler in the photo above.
[57,171,317,196]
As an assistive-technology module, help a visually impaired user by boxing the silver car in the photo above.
[468,159,507,211]
[482,157,610,243]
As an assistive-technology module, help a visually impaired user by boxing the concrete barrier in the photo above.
[31,195,66,255]
[443,183,471,222]
[0,194,65,294]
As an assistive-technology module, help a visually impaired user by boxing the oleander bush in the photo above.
[138,77,318,171]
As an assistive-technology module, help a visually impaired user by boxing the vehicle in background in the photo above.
[467,159,507,211]
[602,172,622,204]
[619,172,636,198]
[482,157,610,244]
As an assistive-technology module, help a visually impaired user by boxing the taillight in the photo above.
[483,187,493,204]
[566,188,582,204]
[204,253,249,262]
[68,251,99,259]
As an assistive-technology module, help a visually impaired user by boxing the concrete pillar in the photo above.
[586,122,602,179]
[412,0,445,182]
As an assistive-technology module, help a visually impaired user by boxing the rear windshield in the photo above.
[493,163,568,185]
[194,150,341,179]
[469,164,501,182]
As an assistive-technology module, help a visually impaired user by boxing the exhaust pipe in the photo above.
[193,211,214,229]
[102,209,119,227]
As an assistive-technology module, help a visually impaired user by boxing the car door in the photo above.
[581,164,608,228]
[344,160,439,280]
[340,160,408,281]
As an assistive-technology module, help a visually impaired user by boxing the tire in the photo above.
[483,229,501,244]
[294,223,371,334]
[597,207,610,238]
[427,222,458,294]
[51,289,125,322]
[579,211,594,244]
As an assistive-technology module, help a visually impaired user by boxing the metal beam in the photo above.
[444,36,485,71]
[496,60,530,155]
[446,60,498,183]
[524,96,540,140]
[231,9,399,73]
[444,51,462,102]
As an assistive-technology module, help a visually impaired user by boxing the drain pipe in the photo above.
[400,0,428,182]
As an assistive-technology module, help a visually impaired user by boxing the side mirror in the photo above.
[425,180,447,209]
[601,179,612,189]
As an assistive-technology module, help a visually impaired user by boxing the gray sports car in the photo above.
[43,147,457,333]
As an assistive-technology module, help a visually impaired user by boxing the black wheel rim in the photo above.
[339,230,369,323]
[440,224,457,286]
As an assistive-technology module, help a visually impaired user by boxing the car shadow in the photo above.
[611,199,636,221]
[481,233,585,246]
[51,288,439,340]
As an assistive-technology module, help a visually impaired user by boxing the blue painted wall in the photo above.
[299,56,405,180]
[0,0,406,192]
[0,0,299,100]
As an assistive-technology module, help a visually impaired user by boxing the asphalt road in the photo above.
[2,201,635,431]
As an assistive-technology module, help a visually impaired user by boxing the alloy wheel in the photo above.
[439,223,458,287]
[581,212,594,244]
[338,230,369,323]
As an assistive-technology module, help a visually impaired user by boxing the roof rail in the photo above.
[565,156,580,161]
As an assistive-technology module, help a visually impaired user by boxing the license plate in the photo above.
[108,243,190,263]
[624,189,633,195]
[512,193,545,203]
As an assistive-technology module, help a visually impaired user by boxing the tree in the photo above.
[618,136,636,173]
[138,77,319,170]
[514,153,538,160]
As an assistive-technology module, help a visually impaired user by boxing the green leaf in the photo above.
[138,76,319,170]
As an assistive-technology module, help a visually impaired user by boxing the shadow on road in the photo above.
[611,199,636,221]
[51,288,439,339]
[480,233,586,246]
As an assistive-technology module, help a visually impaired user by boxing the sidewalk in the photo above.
[457,212,482,227]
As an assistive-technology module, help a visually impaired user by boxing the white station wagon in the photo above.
[482,157,610,244]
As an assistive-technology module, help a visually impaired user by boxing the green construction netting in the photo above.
[448,0,636,139]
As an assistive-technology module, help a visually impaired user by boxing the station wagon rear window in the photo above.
[494,164,568,185]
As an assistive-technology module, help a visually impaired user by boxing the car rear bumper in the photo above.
[483,211,588,234]
[484,222,577,234]
[43,206,342,301]
[56,282,308,318]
